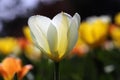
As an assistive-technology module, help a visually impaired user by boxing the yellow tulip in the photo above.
[22,27,42,61]
[79,16,110,46]
[114,12,120,26]
[28,12,80,62]
[0,37,21,55]
[24,43,42,61]
[23,26,33,43]
[0,57,32,80]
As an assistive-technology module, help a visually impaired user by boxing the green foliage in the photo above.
[1,48,120,80]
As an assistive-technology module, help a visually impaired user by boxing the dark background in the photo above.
[2,0,120,37]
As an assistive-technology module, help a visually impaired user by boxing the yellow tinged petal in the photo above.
[57,13,69,59]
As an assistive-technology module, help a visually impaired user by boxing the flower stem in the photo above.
[54,62,60,80]
[14,73,18,80]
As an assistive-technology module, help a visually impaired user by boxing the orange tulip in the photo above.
[109,24,120,48]
[0,57,33,80]
[17,38,29,50]
[71,37,89,57]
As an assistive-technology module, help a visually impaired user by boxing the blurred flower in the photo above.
[104,65,115,74]
[0,57,32,80]
[114,12,120,26]
[102,41,114,51]
[79,16,110,46]
[22,26,42,61]
[109,24,120,48]
[71,37,89,57]
[17,38,29,50]
[0,37,21,55]
[24,43,42,62]
[28,12,80,62]
[23,26,33,43]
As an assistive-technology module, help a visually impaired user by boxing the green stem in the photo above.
[54,62,60,80]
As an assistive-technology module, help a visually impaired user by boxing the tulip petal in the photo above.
[67,19,79,53]
[47,23,58,57]
[18,65,33,80]
[52,12,69,29]
[52,12,68,59]
[63,13,72,25]
[0,65,8,79]
[30,31,49,56]
[72,13,81,29]
[28,15,51,36]
[1,57,22,80]
[28,16,51,54]
[63,12,72,18]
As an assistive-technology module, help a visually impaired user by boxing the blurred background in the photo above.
[1,0,120,37]
[0,0,120,80]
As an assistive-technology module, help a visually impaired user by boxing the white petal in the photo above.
[28,16,51,54]
[52,12,71,29]
[28,15,51,37]
[52,12,63,29]
[47,23,58,56]
[67,20,78,53]
[30,31,48,53]
[63,12,72,25]
[72,13,81,29]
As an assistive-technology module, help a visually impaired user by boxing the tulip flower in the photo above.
[0,37,21,55]
[24,43,42,61]
[28,12,80,62]
[102,41,114,50]
[72,37,89,57]
[28,12,80,80]
[109,24,120,48]
[17,38,29,50]
[114,12,120,26]
[79,16,110,46]
[0,57,32,80]
[23,26,33,43]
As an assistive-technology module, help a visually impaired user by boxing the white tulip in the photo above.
[28,12,80,62]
